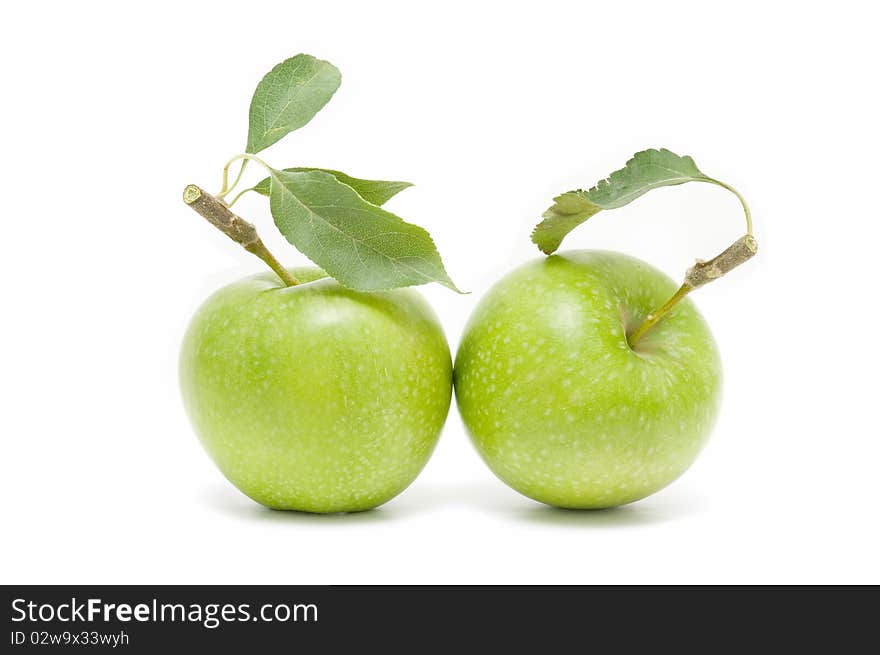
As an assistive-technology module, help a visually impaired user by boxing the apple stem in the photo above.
[627,235,758,346]
[627,284,692,346]
[182,184,299,287]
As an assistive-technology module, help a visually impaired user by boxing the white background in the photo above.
[2,1,878,584]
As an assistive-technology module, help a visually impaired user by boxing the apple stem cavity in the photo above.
[182,184,300,287]
[628,234,757,346]
[627,284,693,347]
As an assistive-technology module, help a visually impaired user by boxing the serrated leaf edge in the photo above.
[532,148,709,253]
[268,169,461,292]
[245,55,342,154]
[587,148,707,208]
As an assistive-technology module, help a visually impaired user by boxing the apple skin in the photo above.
[454,251,722,509]
[180,267,453,513]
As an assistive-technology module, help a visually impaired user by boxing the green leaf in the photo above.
[532,148,710,254]
[252,168,412,206]
[588,148,707,208]
[531,191,601,255]
[268,169,459,292]
[246,54,341,154]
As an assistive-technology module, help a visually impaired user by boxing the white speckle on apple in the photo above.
[181,268,453,513]
[454,251,722,509]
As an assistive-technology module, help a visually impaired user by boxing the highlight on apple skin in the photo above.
[454,251,722,509]
[180,268,454,513]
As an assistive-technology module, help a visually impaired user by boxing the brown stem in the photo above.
[182,185,298,287]
[684,235,758,289]
[628,235,758,346]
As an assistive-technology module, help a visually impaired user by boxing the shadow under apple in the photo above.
[199,477,705,527]
[199,483,400,524]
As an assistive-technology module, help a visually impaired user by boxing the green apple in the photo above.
[180,267,453,513]
[454,251,722,509]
